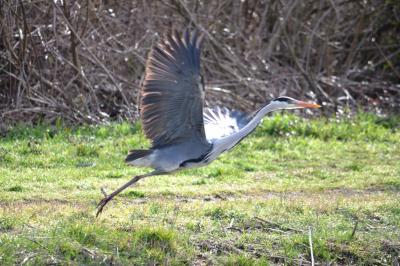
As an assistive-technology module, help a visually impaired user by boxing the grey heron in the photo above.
[96,30,320,216]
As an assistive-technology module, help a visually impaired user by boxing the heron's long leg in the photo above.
[96,171,159,217]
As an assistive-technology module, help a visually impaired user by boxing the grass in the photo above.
[0,112,399,265]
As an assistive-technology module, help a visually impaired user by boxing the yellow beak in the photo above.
[295,101,321,109]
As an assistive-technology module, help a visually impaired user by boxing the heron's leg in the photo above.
[96,171,158,217]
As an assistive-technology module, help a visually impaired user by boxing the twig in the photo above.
[308,226,315,266]
[350,217,359,239]
[373,42,400,80]
[254,216,304,233]
[265,0,299,60]
[20,253,37,265]
[24,237,52,253]
[52,2,131,108]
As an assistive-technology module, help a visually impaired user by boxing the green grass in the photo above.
[0,112,399,265]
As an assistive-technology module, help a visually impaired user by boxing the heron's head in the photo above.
[270,96,321,110]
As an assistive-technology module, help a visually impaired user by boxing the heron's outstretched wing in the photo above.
[140,30,207,148]
[203,106,250,141]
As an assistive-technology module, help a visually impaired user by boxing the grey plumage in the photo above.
[141,30,206,148]
[125,149,153,163]
[125,30,212,173]
[96,29,321,217]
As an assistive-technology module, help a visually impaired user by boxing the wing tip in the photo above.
[145,28,204,81]
[160,28,204,52]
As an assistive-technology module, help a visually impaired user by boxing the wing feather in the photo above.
[203,107,250,141]
[140,30,207,148]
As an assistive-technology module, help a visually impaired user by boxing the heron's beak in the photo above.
[294,100,321,109]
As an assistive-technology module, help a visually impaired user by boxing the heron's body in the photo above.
[127,139,212,172]
[127,100,294,172]
[96,30,321,216]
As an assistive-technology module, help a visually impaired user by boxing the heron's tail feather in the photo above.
[125,149,154,167]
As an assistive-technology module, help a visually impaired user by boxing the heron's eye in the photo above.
[274,97,290,103]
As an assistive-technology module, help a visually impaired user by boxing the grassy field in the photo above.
[0,113,399,265]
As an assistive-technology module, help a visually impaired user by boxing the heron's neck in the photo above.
[213,102,277,152]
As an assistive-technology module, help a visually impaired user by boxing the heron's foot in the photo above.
[96,189,113,217]
[95,174,151,217]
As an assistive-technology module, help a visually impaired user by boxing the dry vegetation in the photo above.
[1,0,399,124]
